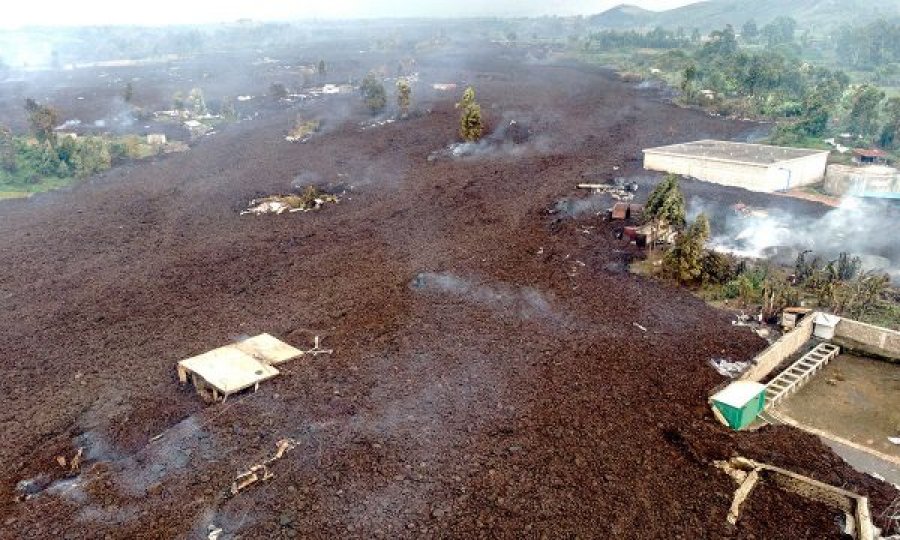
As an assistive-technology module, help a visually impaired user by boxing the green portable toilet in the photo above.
[710,381,767,430]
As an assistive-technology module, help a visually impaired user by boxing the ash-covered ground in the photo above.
[0,38,896,539]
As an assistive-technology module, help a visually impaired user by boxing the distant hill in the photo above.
[589,0,900,33]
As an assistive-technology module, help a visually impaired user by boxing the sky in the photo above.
[1,1,702,28]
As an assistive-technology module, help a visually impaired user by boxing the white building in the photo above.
[643,140,829,193]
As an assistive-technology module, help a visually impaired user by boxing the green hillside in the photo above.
[589,0,900,33]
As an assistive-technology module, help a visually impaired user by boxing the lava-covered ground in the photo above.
[0,42,895,539]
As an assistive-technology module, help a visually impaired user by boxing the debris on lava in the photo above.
[55,447,84,475]
[359,117,396,131]
[709,358,750,378]
[241,187,338,216]
[576,180,637,201]
[230,438,298,496]
[286,117,321,143]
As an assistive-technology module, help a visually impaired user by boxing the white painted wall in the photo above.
[643,151,828,193]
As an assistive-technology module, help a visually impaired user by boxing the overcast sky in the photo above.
[3,1,702,28]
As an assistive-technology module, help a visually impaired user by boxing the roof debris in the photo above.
[241,187,338,216]
[230,438,298,496]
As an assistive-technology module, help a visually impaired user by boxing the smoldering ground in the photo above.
[688,195,900,279]
[411,271,566,324]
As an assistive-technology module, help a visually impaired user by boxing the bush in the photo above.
[722,265,768,305]
[360,74,387,114]
[700,250,736,285]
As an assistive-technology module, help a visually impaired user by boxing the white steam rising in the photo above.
[688,196,900,280]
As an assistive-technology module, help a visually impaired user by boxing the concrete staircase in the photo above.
[764,342,840,408]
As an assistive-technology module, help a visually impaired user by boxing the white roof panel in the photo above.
[179,346,279,395]
[234,333,303,365]
[711,381,766,408]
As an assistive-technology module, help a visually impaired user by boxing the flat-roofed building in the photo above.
[643,140,829,193]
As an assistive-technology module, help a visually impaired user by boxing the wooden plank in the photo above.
[727,469,760,525]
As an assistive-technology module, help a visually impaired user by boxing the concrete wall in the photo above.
[643,152,827,193]
[740,315,816,382]
[833,318,900,361]
[784,152,830,188]
[824,164,900,198]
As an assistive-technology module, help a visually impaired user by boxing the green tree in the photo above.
[700,25,738,58]
[457,86,483,142]
[663,213,710,283]
[680,64,698,102]
[762,16,797,47]
[690,28,701,44]
[61,137,112,178]
[700,250,736,285]
[0,125,16,173]
[173,91,185,111]
[742,19,759,41]
[879,96,900,149]
[318,60,326,77]
[644,173,686,230]
[396,79,411,117]
[24,98,59,147]
[360,73,387,114]
[847,84,885,138]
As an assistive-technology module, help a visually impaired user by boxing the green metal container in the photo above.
[711,381,767,430]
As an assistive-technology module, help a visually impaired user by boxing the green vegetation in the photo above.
[575,18,900,157]
[457,86,484,142]
[318,60,326,77]
[696,252,897,328]
[644,173,686,229]
[663,213,710,283]
[836,21,900,72]
[588,0,899,34]
[360,73,387,114]
[25,99,60,146]
[634,178,897,328]
[0,99,167,198]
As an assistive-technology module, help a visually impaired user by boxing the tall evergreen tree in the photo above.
[457,87,483,142]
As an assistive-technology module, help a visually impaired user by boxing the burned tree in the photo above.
[396,79,411,117]
[457,86,483,142]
